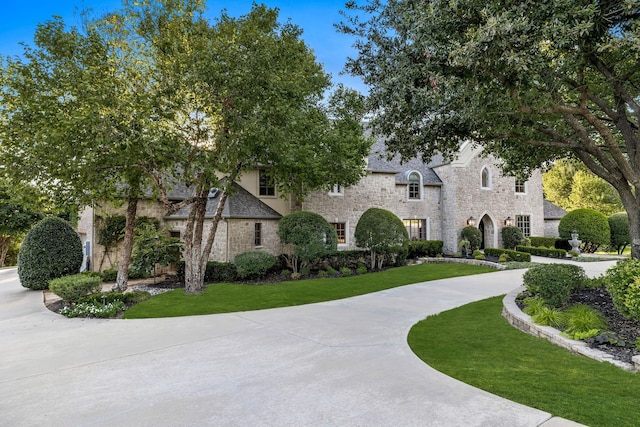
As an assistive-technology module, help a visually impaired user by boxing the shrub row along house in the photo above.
[77,137,556,271]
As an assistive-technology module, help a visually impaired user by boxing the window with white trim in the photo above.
[332,222,346,244]
[329,184,344,196]
[408,172,421,200]
[481,167,491,189]
[516,215,531,237]
[515,178,526,194]
[403,219,426,240]
[259,169,275,197]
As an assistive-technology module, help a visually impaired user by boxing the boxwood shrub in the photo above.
[18,217,83,290]
[523,264,587,308]
[49,273,103,304]
[529,236,557,248]
[484,248,531,262]
[408,240,444,258]
[234,251,276,279]
[558,208,610,253]
[602,259,640,320]
[516,245,567,258]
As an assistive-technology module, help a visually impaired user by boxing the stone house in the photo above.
[78,139,547,271]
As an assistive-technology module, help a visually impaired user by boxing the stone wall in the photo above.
[302,172,442,250]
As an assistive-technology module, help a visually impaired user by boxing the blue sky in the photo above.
[1,0,366,93]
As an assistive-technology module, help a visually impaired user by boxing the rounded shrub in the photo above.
[608,212,630,255]
[49,273,102,304]
[603,259,640,320]
[278,211,337,272]
[233,251,276,279]
[522,263,587,308]
[502,226,524,250]
[18,217,83,290]
[558,208,610,253]
[461,226,482,251]
[354,208,408,269]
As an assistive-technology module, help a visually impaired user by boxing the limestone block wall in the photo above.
[436,149,544,253]
[302,172,442,250]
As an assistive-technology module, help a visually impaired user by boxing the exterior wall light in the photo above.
[467,216,476,226]
[504,216,514,227]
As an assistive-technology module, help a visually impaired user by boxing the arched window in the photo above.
[408,172,421,200]
[481,167,491,189]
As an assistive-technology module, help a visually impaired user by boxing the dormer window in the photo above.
[515,178,527,194]
[481,166,492,189]
[408,171,422,200]
[259,169,275,197]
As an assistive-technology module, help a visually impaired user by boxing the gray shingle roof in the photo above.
[544,200,567,220]
[165,181,282,220]
[367,138,443,185]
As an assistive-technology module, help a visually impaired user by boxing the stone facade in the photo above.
[79,140,549,270]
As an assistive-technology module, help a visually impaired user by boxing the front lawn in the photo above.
[408,296,640,427]
[123,263,494,318]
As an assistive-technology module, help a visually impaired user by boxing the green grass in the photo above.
[123,263,494,318]
[408,296,640,427]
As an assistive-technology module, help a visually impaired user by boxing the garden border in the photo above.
[416,257,506,270]
[502,287,639,372]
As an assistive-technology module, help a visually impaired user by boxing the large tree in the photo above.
[543,159,623,215]
[341,0,640,258]
[0,188,42,267]
[140,3,372,293]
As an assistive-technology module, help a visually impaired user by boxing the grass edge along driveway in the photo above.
[408,296,640,427]
[124,263,494,319]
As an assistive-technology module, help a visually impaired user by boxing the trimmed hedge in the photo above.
[18,217,84,290]
[558,208,610,253]
[516,245,567,258]
[608,212,630,255]
[49,273,103,303]
[408,240,444,258]
[529,236,557,248]
[484,248,531,262]
[176,261,238,284]
[234,251,276,279]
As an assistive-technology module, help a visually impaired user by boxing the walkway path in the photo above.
[0,260,615,426]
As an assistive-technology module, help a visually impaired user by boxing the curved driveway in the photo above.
[0,260,615,426]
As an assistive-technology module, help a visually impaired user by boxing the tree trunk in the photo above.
[183,192,208,294]
[0,235,13,267]
[628,204,640,260]
[113,197,138,292]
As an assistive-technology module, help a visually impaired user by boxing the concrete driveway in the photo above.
[0,260,615,426]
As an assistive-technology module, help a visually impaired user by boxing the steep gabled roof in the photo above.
[164,181,282,220]
[544,200,567,220]
[367,138,443,185]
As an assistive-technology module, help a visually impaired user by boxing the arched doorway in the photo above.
[478,214,496,250]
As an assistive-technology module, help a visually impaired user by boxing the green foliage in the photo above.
[176,260,238,284]
[523,264,587,308]
[18,217,83,290]
[278,211,338,273]
[532,307,566,329]
[97,215,126,248]
[130,223,183,276]
[407,240,443,258]
[562,304,608,340]
[0,188,42,267]
[356,264,368,275]
[498,253,510,263]
[101,268,117,282]
[529,237,558,248]
[483,248,531,262]
[49,273,103,303]
[603,259,640,321]
[522,296,546,316]
[502,226,524,250]
[234,251,276,279]
[472,250,485,260]
[516,245,567,258]
[60,301,127,318]
[460,226,481,252]
[608,213,630,255]
[543,160,623,216]
[340,267,352,277]
[558,209,610,253]
[354,208,408,269]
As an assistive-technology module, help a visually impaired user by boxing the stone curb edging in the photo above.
[417,257,506,270]
[502,287,639,372]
